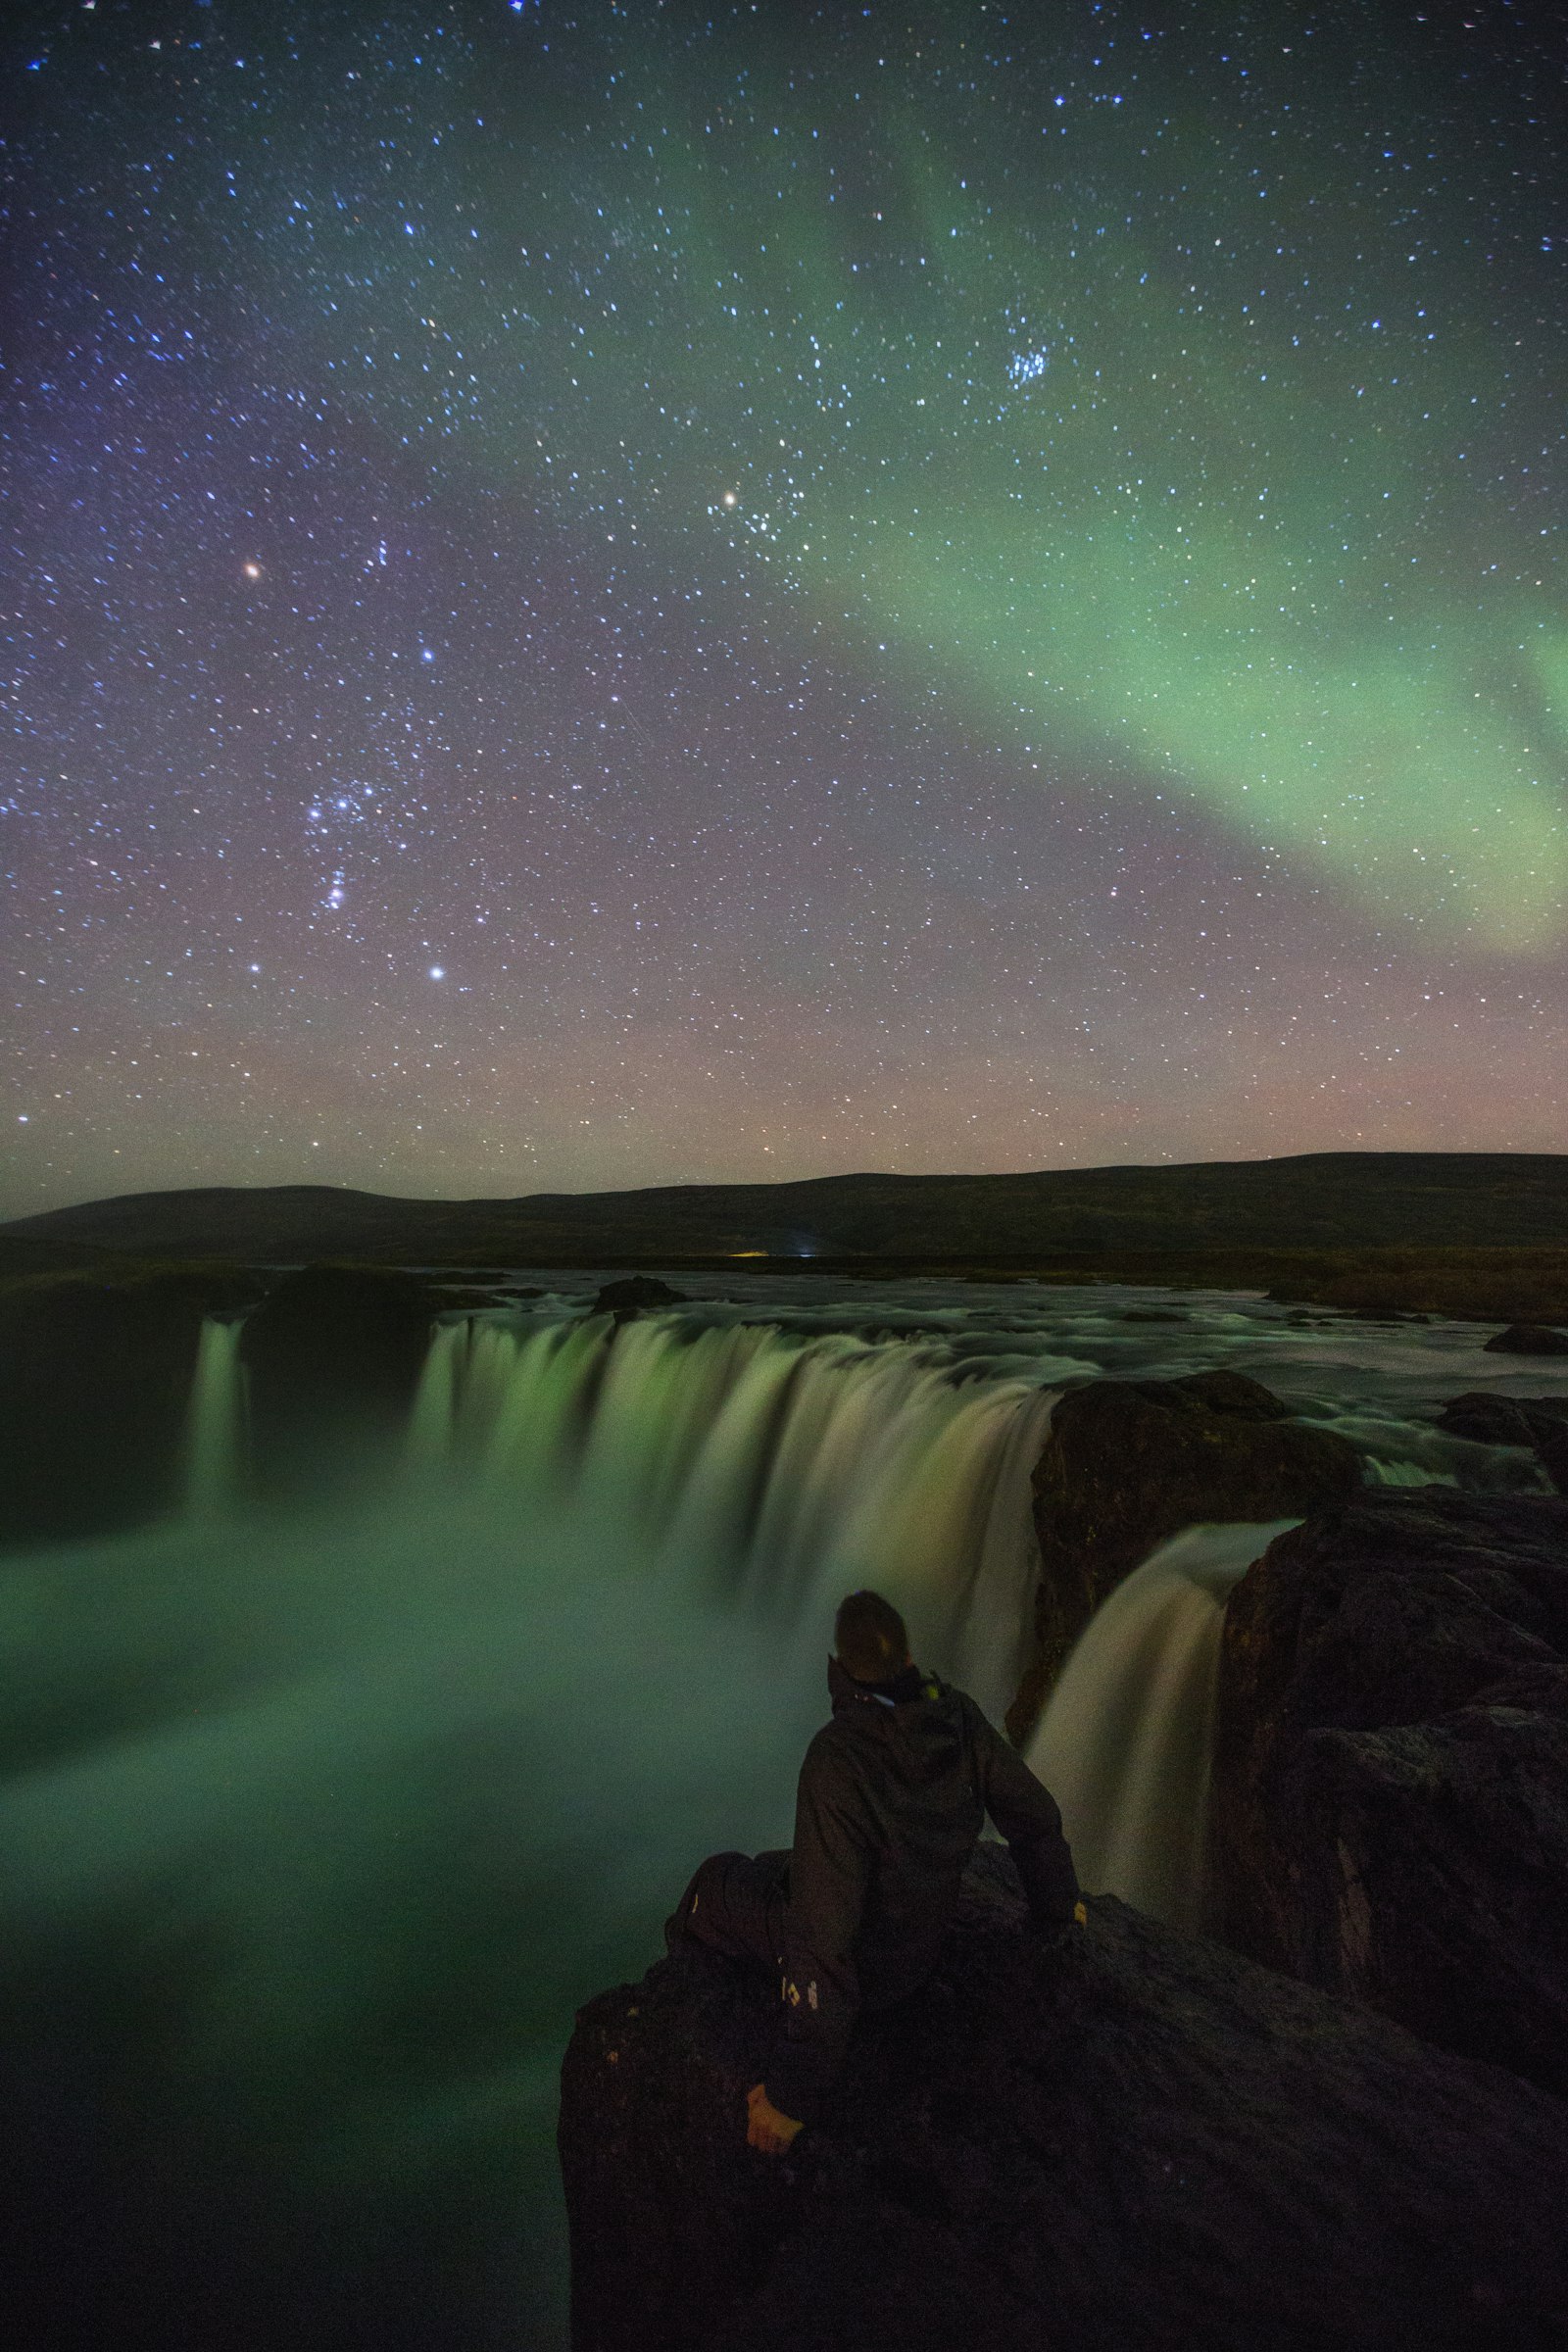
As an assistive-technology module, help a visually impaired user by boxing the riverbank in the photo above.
[6,1239,1567,1328]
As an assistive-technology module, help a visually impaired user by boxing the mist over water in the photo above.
[1,1494,820,2347]
[4,1278,1562,2345]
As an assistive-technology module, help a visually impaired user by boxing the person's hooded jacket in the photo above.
[764,1658,1079,2124]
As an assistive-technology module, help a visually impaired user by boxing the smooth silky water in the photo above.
[3,1275,1561,2346]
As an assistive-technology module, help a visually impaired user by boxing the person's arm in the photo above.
[965,1697,1082,1930]
[759,1741,873,2132]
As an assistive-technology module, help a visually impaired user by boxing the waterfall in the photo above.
[1025,1520,1298,1933]
[406,1312,1055,1723]
[1363,1455,1456,1488]
[189,1311,1308,1921]
[182,1317,248,1518]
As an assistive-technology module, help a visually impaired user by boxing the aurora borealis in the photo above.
[5,0,1564,1212]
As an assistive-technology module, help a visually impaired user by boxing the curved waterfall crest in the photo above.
[399,1309,1056,1720]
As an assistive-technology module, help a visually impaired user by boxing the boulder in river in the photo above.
[1011,1371,1360,1735]
[1211,1489,1568,2095]
[560,1845,1568,2352]
[1483,1323,1568,1356]
[590,1275,686,1322]
[239,1262,436,1494]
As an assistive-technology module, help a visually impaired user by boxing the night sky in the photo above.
[5,0,1564,1216]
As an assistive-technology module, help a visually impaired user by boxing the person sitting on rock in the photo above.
[665,1588,1085,2155]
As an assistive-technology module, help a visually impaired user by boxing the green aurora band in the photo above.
[261,5,1561,948]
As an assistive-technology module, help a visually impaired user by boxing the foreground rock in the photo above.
[1012,1371,1359,1733]
[240,1262,435,1494]
[560,1847,1568,2352]
[1484,1322,1568,1355]
[1212,1490,1568,2094]
[1436,1391,1568,1494]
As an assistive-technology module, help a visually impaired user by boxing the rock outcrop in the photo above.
[1010,1371,1360,1734]
[1211,1489,1568,2095]
[560,1846,1568,2352]
[239,1262,435,1494]
[1484,1323,1568,1355]
[1436,1391,1568,1494]
[589,1275,686,1322]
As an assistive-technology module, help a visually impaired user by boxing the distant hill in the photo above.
[4,1152,1566,1265]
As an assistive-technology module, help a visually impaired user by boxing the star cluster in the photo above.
[4,0,1564,1211]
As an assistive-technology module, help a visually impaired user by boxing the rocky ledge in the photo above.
[560,1845,1568,2352]
[1012,1369,1359,1733]
[1211,1489,1568,2094]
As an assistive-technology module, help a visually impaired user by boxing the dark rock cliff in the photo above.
[1010,1370,1360,1735]
[0,1268,250,1544]
[559,1845,1568,2352]
[239,1262,436,1495]
[1210,1489,1568,2094]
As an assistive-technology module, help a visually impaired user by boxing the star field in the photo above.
[3,0,1564,1211]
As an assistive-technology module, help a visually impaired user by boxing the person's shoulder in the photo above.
[942,1683,1011,1762]
[802,1712,858,1767]
[929,1678,987,1730]
[799,1707,877,1786]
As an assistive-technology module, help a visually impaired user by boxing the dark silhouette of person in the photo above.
[665,1589,1084,2153]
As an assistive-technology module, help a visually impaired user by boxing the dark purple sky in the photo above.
[5,0,1564,1214]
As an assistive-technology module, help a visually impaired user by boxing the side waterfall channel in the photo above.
[1025,1521,1298,1933]
[181,1313,249,1520]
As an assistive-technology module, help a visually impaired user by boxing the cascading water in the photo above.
[1025,1519,1298,1933]
[182,1315,249,1518]
[407,1311,1056,1724]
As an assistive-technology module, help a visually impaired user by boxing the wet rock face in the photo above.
[559,1846,1568,2352]
[1211,1490,1568,2095]
[240,1263,435,1494]
[0,1272,238,1544]
[1436,1392,1568,1494]
[1484,1323,1568,1355]
[1011,1371,1360,1734]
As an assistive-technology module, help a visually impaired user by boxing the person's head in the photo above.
[833,1590,911,1685]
